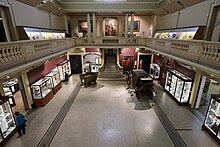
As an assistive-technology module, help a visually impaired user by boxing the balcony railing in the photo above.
[0,37,219,76]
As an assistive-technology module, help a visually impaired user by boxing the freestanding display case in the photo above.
[57,60,71,81]
[149,63,160,79]
[0,96,16,146]
[46,71,62,94]
[31,77,54,106]
[202,94,220,144]
[164,69,192,104]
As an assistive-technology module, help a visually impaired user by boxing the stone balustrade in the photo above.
[0,37,219,74]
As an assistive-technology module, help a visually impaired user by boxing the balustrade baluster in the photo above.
[11,46,16,60]
[14,46,19,59]
[212,47,218,60]
[2,47,8,62]
[17,46,22,58]
[6,47,12,61]
[208,46,214,59]
[201,46,207,58]
[216,48,220,61]
[0,49,4,63]
[205,46,210,58]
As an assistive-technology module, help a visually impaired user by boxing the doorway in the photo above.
[139,55,151,73]
[69,55,82,74]
[0,14,7,42]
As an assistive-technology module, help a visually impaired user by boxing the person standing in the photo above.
[15,111,26,138]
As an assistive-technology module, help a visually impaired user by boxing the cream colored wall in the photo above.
[156,0,214,30]
[9,0,65,30]
[156,12,178,30]
[71,15,152,37]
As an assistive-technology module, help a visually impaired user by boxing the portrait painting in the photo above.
[128,21,140,32]
[78,20,93,33]
[104,18,118,36]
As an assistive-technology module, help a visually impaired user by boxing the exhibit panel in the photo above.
[31,77,54,106]
[46,70,62,94]
[164,69,192,104]
[0,97,16,146]
[57,60,71,80]
[149,63,160,79]
[203,94,220,144]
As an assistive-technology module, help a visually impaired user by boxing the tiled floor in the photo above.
[4,75,219,147]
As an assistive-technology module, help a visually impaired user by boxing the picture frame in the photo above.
[128,21,140,32]
[123,55,134,66]
[103,18,118,36]
[78,20,93,33]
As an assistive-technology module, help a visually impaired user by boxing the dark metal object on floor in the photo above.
[79,73,97,88]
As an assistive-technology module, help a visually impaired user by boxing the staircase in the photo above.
[98,55,124,80]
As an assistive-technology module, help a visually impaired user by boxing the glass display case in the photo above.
[31,77,54,106]
[202,94,220,144]
[149,63,160,79]
[57,60,71,80]
[0,97,16,146]
[164,69,192,104]
[46,70,62,94]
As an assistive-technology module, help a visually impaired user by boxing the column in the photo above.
[92,13,96,38]
[189,70,202,108]
[21,70,33,109]
[130,13,134,37]
[152,14,157,37]
[64,15,69,35]
[125,13,128,37]
[0,80,5,96]
[87,13,91,38]
[0,9,12,41]
[17,76,29,110]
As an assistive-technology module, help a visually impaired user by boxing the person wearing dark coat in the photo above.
[15,111,26,138]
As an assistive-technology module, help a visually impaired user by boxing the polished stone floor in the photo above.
[4,75,219,147]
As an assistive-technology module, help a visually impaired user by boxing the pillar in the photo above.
[64,15,69,35]
[18,76,29,110]
[189,70,202,108]
[21,70,33,109]
[152,14,157,37]
[130,13,134,37]
[92,13,96,38]
[87,13,91,38]
[125,13,128,37]
[0,80,5,96]
[0,8,12,41]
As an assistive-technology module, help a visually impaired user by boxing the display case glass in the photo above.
[57,60,71,80]
[164,69,192,104]
[46,70,61,88]
[203,94,220,144]
[149,63,160,79]
[31,77,53,99]
[0,98,16,141]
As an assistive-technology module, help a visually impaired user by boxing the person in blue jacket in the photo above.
[15,111,26,138]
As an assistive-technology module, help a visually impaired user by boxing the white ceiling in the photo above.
[16,0,206,16]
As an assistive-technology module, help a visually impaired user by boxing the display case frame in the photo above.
[31,77,54,106]
[57,60,71,81]
[0,96,16,146]
[202,94,220,145]
[46,71,62,94]
[164,69,193,104]
[149,63,160,79]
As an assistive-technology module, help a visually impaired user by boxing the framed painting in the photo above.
[78,20,93,33]
[128,21,140,32]
[103,18,118,36]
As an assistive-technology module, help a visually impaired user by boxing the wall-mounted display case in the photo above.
[46,70,62,94]
[31,77,54,106]
[154,26,205,40]
[17,26,65,40]
[57,60,71,80]
[164,69,192,104]
[149,63,160,79]
[202,94,220,144]
[0,97,16,146]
